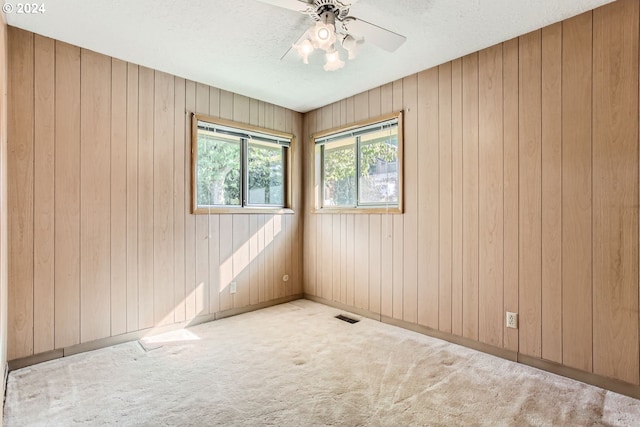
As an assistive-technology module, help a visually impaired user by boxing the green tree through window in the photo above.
[193,116,292,213]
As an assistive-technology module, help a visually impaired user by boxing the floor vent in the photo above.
[335,314,360,324]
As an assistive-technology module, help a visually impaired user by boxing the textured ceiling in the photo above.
[6,0,614,112]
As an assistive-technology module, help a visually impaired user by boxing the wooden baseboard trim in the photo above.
[8,349,64,371]
[517,354,640,399]
[8,295,304,371]
[214,294,303,321]
[380,315,518,362]
[304,295,640,400]
[303,294,383,321]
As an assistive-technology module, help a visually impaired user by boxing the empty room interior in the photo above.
[3,0,640,424]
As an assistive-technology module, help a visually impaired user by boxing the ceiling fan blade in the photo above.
[280,30,309,61]
[343,17,406,52]
[254,0,313,13]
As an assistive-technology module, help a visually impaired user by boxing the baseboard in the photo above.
[517,354,640,400]
[304,294,382,321]
[380,315,518,362]
[7,294,304,371]
[304,294,640,400]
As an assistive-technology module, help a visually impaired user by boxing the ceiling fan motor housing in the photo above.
[309,0,350,22]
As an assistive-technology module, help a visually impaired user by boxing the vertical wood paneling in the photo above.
[345,99,355,307]
[55,41,81,348]
[368,90,382,314]
[331,213,341,302]
[264,214,275,302]
[345,214,355,306]
[233,215,250,308]
[303,110,316,296]
[321,212,332,300]
[80,49,111,342]
[291,112,303,295]
[339,214,347,304]
[173,77,186,322]
[353,95,368,310]
[184,80,196,320]
[438,63,453,334]
[562,12,593,372]
[33,35,55,353]
[264,104,275,303]
[210,87,220,117]
[273,106,286,300]
[219,215,233,311]
[541,23,563,363]
[249,101,260,305]
[478,44,504,348]
[354,215,369,310]
[137,67,154,329]
[209,213,220,312]
[234,94,251,307]
[153,72,175,326]
[0,16,7,377]
[416,69,438,328]
[592,0,639,385]
[462,53,479,340]
[369,215,381,314]
[451,58,464,337]
[8,28,34,359]
[249,215,259,304]
[9,29,304,360]
[518,30,542,358]
[126,63,139,332]
[392,80,404,320]
[380,83,394,318]
[110,59,127,336]
[194,83,210,316]
[402,75,419,324]
[208,87,221,314]
[503,38,520,352]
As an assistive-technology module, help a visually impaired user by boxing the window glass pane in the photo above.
[323,136,357,206]
[197,132,241,206]
[358,127,398,205]
[248,141,284,206]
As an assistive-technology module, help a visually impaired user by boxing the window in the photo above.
[192,115,293,213]
[313,112,403,213]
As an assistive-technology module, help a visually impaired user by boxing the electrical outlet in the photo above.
[282,274,289,282]
[506,312,518,329]
[230,281,237,294]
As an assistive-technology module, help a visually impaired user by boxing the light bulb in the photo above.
[311,22,336,51]
[317,27,330,41]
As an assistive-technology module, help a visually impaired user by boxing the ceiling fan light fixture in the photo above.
[341,34,363,60]
[323,50,345,71]
[310,21,336,50]
[292,38,314,64]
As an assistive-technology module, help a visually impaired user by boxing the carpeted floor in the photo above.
[4,300,640,426]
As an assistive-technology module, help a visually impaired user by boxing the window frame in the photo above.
[191,114,294,214]
[312,111,404,214]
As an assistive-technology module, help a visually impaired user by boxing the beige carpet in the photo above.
[4,300,640,426]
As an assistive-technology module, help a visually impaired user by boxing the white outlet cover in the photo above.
[506,312,518,329]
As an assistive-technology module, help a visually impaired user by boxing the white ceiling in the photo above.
[6,0,614,113]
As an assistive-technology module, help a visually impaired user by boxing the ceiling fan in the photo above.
[256,0,407,71]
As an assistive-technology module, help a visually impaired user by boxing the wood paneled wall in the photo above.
[7,27,303,361]
[1,11,9,395]
[303,0,640,385]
